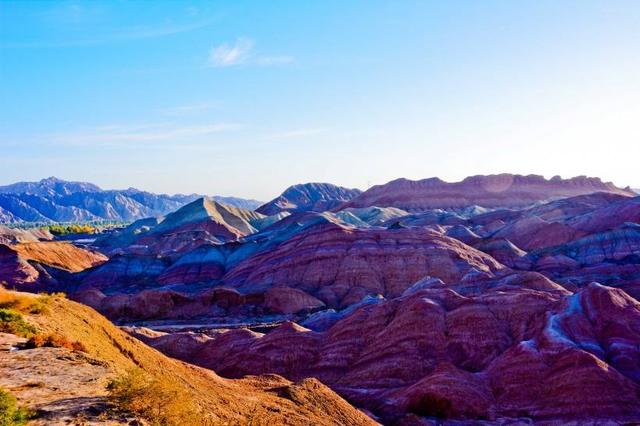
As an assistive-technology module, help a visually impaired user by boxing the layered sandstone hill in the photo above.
[340,174,634,211]
[335,206,409,226]
[478,192,640,250]
[74,190,640,323]
[0,225,53,244]
[2,176,640,424]
[257,182,362,215]
[77,217,505,320]
[134,279,640,424]
[222,223,504,309]
[11,241,107,273]
[0,289,375,425]
[0,241,106,289]
[98,197,268,256]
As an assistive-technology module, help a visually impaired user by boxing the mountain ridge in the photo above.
[0,177,263,224]
[341,173,635,211]
[256,182,362,215]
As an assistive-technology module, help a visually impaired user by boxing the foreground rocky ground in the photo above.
[0,333,123,425]
[0,290,375,425]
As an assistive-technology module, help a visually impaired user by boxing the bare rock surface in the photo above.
[138,281,640,424]
[257,182,361,215]
[223,224,504,308]
[0,333,124,425]
[342,174,633,211]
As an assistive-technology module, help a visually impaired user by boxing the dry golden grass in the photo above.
[0,290,70,339]
[24,333,86,352]
[0,290,66,317]
[0,291,37,312]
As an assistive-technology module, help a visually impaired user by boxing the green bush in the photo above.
[0,291,64,316]
[0,309,37,338]
[106,369,202,425]
[0,388,32,426]
[46,224,96,236]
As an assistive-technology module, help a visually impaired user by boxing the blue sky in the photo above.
[1,1,639,199]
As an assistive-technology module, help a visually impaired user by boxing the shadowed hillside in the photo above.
[0,289,376,425]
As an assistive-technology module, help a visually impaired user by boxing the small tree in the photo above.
[106,369,201,426]
[0,388,31,426]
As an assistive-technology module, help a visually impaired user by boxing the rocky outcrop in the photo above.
[0,225,53,244]
[0,288,376,425]
[264,287,326,314]
[140,281,640,423]
[0,242,106,290]
[223,223,504,308]
[156,244,227,285]
[4,175,640,424]
[474,238,530,268]
[257,183,361,215]
[11,242,107,273]
[97,198,265,256]
[341,174,634,211]
[531,223,640,266]
[0,244,45,287]
[479,193,639,250]
[336,206,409,226]
[79,253,168,291]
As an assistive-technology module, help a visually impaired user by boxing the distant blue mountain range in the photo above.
[0,177,262,224]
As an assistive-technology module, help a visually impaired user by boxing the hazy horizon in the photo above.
[0,173,637,202]
[2,1,639,199]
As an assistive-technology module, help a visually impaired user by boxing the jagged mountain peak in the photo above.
[0,178,262,224]
[257,182,362,215]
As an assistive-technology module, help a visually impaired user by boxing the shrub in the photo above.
[23,333,86,352]
[0,309,36,338]
[0,290,64,315]
[46,224,96,236]
[106,369,202,426]
[0,388,32,426]
[0,293,33,313]
[26,293,65,315]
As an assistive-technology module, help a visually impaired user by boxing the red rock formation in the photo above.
[0,241,106,289]
[483,193,640,250]
[11,241,107,273]
[222,223,504,308]
[392,363,493,419]
[0,244,43,287]
[79,254,168,291]
[0,225,53,244]
[532,223,640,266]
[137,281,640,423]
[9,180,631,424]
[264,287,326,314]
[257,183,361,215]
[341,174,634,211]
[156,244,226,285]
[100,197,265,256]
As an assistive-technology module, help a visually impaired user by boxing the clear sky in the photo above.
[1,1,639,200]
